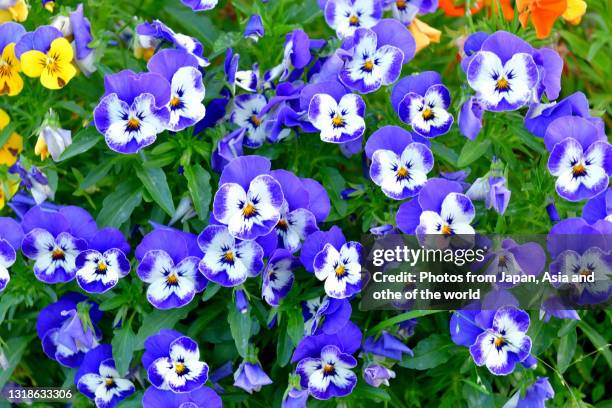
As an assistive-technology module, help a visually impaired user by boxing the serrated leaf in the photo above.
[400,334,453,370]
[228,304,252,358]
[457,139,491,167]
[96,180,143,228]
[112,324,136,376]
[58,127,101,162]
[184,164,212,221]
[136,166,175,216]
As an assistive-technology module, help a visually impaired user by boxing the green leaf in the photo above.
[430,141,459,166]
[457,139,491,167]
[276,326,294,367]
[227,303,252,358]
[99,294,129,311]
[80,159,115,190]
[0,123,16,148]
[135,306,193,350]
[97,180,143,228]
[399,334,454,370]
[365,310,442,336]
[136,166,175,216]
[112,323,136,376]
[57,127,101,162]
[0,336,31,389]
[320,167,348,217]
[557,327,577,374]
[286,308,304,346]
[202,283,221,301]
[579,321,612,369]
[184,164,212,221]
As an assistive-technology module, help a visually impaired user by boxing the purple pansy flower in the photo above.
[75,345,135,408]
[181,0,218,11]
[395,71,454,138]
[197,224,264,287]
[300,226,346,272]
[213,171,284,240]
[324,0,383,38]
[244,15,264,42]
[265,29,322,83]
[14,25,62,58]
[148,335,209,393]
[0,217,22,292]
[545,116,611,202]
[211,128,246,173]
[136,20,209,67]
[468,306,532,375]
[36,293,102,368]
[69,4,96,76]
[363,364,395,387]
[339,28,404,94]
[21,206,95,283]
[458,97,485,140]
[143,386,222,408]
[416,188,476,238]
[583,187,612,224]
[262,249,300,306]
[136,229,207,309]
[148,49,206,132]
[233,361,273,394]
[282,387,309,407]
[503,377,554,408]
[224,48,259,93]
[314,241,362,299]
[308,93,366,143]
[303,296,352,335]
[75,227,131,294]
[362,331,413,360]
[481,239,546,289]
[230,94,270,148]
[301,177,332,224]
[466,162,512,215]
[386,0,437,24]
[93,70,171,154]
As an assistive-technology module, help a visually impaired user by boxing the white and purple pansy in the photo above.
[93,70,171,154]
[370,142,433,200]
[274,201,319,252]
[136,20,209,67]
[181,0,218,11]
[469,306,532,376]
[467,51,539,112]
[262,249,300,307]
[197,225,264,287]
[417,192,476,237]
[75,228,131,294]
[325,0,383,39]
[314,242,362,299]
[339,28,404,94]
[213,174,284,241]
[308,93,365,143]
[148,336,209,393]
[148,49,206,132]
[0,238,16,292]
[230,94,269,148]
[136,229,207,310]
[225,48,259,93]
[296,344,358,400]
[398,84,454,138]
[76,345,135,408]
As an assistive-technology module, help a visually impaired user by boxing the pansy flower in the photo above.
[265,29,323,84]
[387,0,437,24]
[0,217,22,292]
[0,22,25,95]
[148,336,209,393]
[230,94,270,148]
[244,14,264,42]
[481,239,546,289]
[469,306,532,375]
[303,296,352,335]
[504,377,554,407]
[314,241,362,299]
[363,331,413,360]
[396,72,454,137]
[136,20,209,67]
[181,0,218,11]
[148,49,206,132]
[0,0,27,23]
[36,293,103,367]
[9,161,55,205]
[0,108,23,165]
[21,206,97,283]
[308,93,365,143]
[233,360,273,394]
[136,229,207,309]
[93,70,171,154]
[64,4,97,76]
[458,97,485,140]
[517,0,566,39]
[211,128,246,172]
[197,224,264,287]
[325,0,383,38]
[17,26,77,90]
[409,18,441,53]
[224,48,258,93]
[417,191,476,237]
[142,386,222,408]
[75,228,131,294]
[262,249,300,307]
[75,345,135,408]
[364,364,395,388]
[582,187,612,224]
[545,116,611,201]
[213,172,284,240]
[339,28,404,94]
[300,225,347,272]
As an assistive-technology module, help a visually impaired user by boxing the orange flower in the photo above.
[440,0,514,20]
[517,0,567,39]
[409,19,441,53]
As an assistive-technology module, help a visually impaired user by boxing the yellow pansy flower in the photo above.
[409,18,441,53]
[562,0,586,25]
[20,37,77,90]
[35,134,50,161]
[0,108,23,166]
[0,42,24,96]
[0,0,28,23]
[0,177,19,210]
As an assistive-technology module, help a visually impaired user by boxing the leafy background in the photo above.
[0,0,611,406]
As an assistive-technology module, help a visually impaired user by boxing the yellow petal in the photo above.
[1,44,23,96]
[2,43,20,72]
[562,0,586,24]
[11,0,29,22]
[0,133,23,166]
[49,38,75,64]
[0,108,9,129]
[35,134,50,161]
[20,50,47,78]
[410,19,441,53]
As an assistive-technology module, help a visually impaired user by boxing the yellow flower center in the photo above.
[105,378,114,387]
[496,77,509,90]
[396,0,407,9]
[170,96,182,107]
[335,264,346,277]
[175,362,186,375]
[127,117,141,130]
[277,218,289,231]
[422,108,434,120]
[572,163,586,177]
[494,336,505,348]
[396,167,409,178]
[363,59,374,72]
[331,114,345,127]
[249,115,261,127]
[242,203,256,217]
[441,224,452,236]
[224,251,235,262]
[349,15,360,26]
[166,274,178,285]
[579,268,592,277]
[323,364,335,374]
[97,261,108,272]
[51,248,65,260]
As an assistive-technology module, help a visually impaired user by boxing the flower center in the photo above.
[349,15,360,26]
[422,108,434,120]
[52,248,65,261]
[249,115,261,127]
[396,166,409,179]
[105,378,115,388]
[496,77,509,91]
[579,268,593,277]
[323,363,335,374]
[127,117,141,130]
[166,274,178,286]
[335,264,346,277]
[97,261,108,273]
[572,163,586,177]
[175,362,187,375]
[441,224,452,236]
[277,218,289,231]
[331,114,345,128]
[396,0,407,9]
[494,336,505,348]
[224,251,235,262]
[363,59,374,72]
[242,202,257,218]
[498,256,507,268]
[170,96,182,108]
